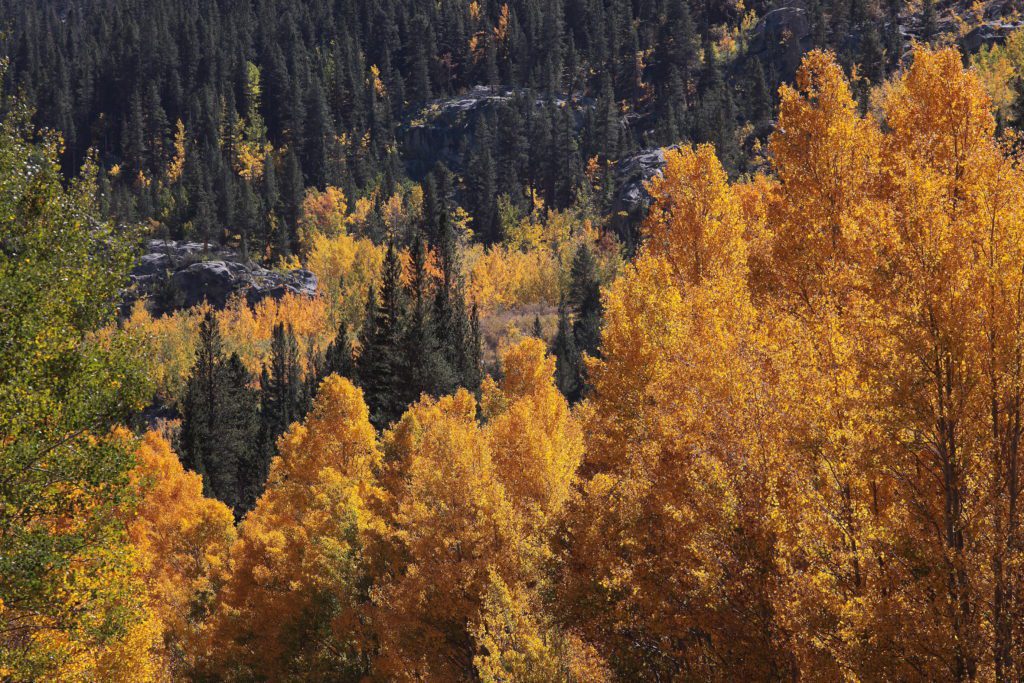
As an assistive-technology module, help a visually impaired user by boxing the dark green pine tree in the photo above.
[356,242,408,429]
[921,0,937,45]
[552,301,583,402]
[533,314,544,340]
[467,116,500,243]
[594,73,621,163]
[223,352,259,517]
[179,312,223,490]
[885,0,905,71]
[302,75,331,189]
[467,300,483,392]
[748,58,772,128]
[121,87,147,176]
[251,322,308,507]
[324,315,356,381]
[567,243,603,357]
[432,197,481,393]
[652,0,697,121]
[549,107,583,209]
[695,43,738,172]
[402,233,456,398]
[180,312,259,517]
[278,147,305,256]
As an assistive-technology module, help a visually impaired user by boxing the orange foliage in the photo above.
[204,375,383,678]
[129,432,236,676]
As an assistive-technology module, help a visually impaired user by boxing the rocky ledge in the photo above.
[124,239,317,316]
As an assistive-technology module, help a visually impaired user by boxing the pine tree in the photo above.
[324,319,356,380]
[278,147,305,256]
[921,0,937,44]
[180,312,225,485]
[695,43,738,172]
[549,107,583,209]
[552,301,583,401]
[467,116,500,243]
[254,322,307,506]
[180,312,259,516]
[223,353,260,516]
[122,87,147,175]
[432,197,481,393]
[356,242,408,429]
[568,243,603,357]
[748,58,772,127]
[402,234,456,399]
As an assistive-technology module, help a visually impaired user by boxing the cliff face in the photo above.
[124,240,318,316]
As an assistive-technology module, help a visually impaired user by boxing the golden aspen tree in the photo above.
[471,571,610,683]
[482,338,583,528]
[128,431,236,677]
[561,145,796,680]
[204,375,383,680]
[854,47,1018,680]
[761,49,890,680]
[768,49,882,300]
[372,390,527,680]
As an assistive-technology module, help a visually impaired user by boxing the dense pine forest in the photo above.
[0,0,916,254]
[10,0,1024,680]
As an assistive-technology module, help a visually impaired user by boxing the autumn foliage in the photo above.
[25,45,1024,681]
[558,46,1024,681]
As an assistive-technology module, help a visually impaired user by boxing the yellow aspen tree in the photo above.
[471,571,611,683]
[482,338,583,529]
[762,49,890,679]
[128,431,236,677]
[372,390,527,680]
[855,46,1014,680]
[204,375,383,680]
[561,144,796,680]
[768,49,882,301]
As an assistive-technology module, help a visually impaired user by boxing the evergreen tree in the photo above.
[180,312,259,516]
[356,242,408,429]
[467,116,500,243]
[921,0,937,44]
[748,58,772,127]
[224,353,260,516]
[567,243,603,357]
[180,311,224,485]
[324,319,356,380]
[695,44,738,172]
[402,234,456,398]
[278,147,305,256]
[255,322,307,505]
[552,301,583,401]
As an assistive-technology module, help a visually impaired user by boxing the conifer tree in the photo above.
[356,242,408,428]
[324,319,356,380]
[568,243,603,357]
[180,312,259,516]
[467,116,501,243]
[402,233,456,398]
[552,301,583,401]
[252,322,307,509]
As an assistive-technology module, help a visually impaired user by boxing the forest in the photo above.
[8,0,1024,680]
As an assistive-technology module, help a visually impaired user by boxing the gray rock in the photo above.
[614,145,679,215]
[400,87,589,178]
[961,20,1024,54]
[124,240,318,315]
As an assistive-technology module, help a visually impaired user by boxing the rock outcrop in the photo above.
[400,86,588,178]
[124,240,317,315]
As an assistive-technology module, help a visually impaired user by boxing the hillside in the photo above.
[8,0,1024,680]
